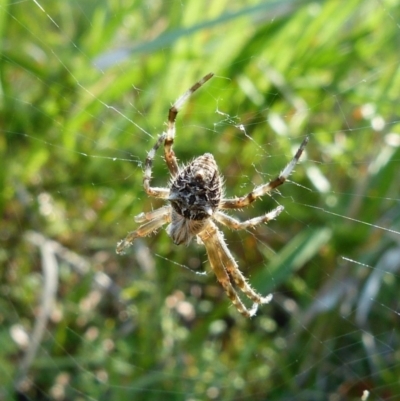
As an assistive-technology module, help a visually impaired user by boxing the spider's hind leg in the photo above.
[143,134,170,199]
[220,136,309,209]
[164,72,214,176]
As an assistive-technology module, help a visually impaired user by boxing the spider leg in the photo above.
[220,136,309,209]
[143,134,170,199]
[164,72,214,176]
[116,209,171,254]
[213,207,284,230]
[198,221,271,318]
[135,205,171,223]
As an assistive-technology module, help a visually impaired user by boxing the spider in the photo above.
[116,73,309,318]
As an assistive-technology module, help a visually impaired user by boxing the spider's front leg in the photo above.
[116,207,171,254]
[214,206,284,230]
[199,221,272,318]
[220,136,309,209]
[135,206,171,223]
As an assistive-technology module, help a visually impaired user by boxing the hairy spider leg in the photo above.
[143,133,170,198]
[116,209,171,254]
[199,221,272,318]
[220,136,309,209]
[134,205,171,223]
[164,72,214,177]
[213,206,284,230]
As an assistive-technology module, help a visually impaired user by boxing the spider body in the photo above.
[117,73,309,318]
[167,153,222,245]
[169,154,221,221]
[168,153,222,245]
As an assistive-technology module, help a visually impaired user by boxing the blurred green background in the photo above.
[1,0,400,400]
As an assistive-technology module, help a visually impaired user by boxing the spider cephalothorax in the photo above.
[117,73,308,317]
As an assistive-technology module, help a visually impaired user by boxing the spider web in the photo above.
[3,0,400,400]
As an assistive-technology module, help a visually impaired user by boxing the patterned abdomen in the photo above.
[169,153,222,220]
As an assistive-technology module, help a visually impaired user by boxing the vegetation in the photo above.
[1,0,399,400]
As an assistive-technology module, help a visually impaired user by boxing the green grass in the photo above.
[2,0,400,400]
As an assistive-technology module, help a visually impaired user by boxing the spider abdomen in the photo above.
[169,153,222,221]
